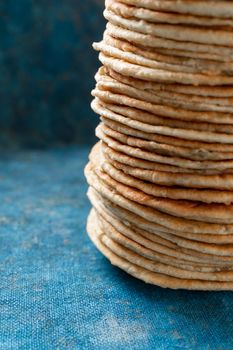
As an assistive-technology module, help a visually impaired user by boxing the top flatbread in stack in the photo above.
[85,0,233,290]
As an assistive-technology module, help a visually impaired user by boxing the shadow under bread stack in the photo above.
[85,0,233,290]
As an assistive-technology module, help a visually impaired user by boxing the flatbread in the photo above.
[98,51,233,86]
[93,99,233,147]
[95,94,233,136]
[105,150,233,190]
[90,185,233,258]
[101,117,233,160]
[87,210,233,290]
[96,70,233,113]
[154,47,232,62]
[104,142,233,175]
[96,38,228,77]
[101,230,233,281]
[97,127,233,171]
[102,140,233,175]
[106,23,233,59]
[97,212,233,275]
[88,182,233,245]
[90,142,233,204]
[92,88,233,126]
[90,158,233,224]
[102,37,233,80]
[100,122,233,162]
[85,162,233,234]
[105,67,233,97]
[106,0,233,27]
[86,0,233,290]
[90,193,227,266]
[102,116,233,154]
[118,1,233,19]
[104,9,233,47]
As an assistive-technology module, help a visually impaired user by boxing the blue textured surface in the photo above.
[0,0,104,147]
[0,146,233,350]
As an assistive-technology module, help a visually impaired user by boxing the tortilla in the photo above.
[105,67,233,97]
[85,162,233,234]
[98,51,233,86]
[106,23,233,59]
[118,0,233,19]
[92,191,233,259]
[97,126,233,171]
[106,0,233,27]
[104,9,233,47]
[98,213,233,274]
[101,116,233,154]
[85,0,233,290]
[88,182,233,245]
[92,88,233,126]
[90,142,233,204]
[96,70,233,113]
[90,158,233,224]
[96,38,229,76]
[100,122,233,162]
[101,114,233,159]
[87,210,233,290]
[105,151,233,190]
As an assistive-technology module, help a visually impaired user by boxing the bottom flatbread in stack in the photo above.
[85,142,233,290]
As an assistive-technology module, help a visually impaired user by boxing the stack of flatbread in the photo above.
[85,0,233,290]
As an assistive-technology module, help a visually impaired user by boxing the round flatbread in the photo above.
[100,122,233,161]
[97,127,233,171]
[85,162,233,234]
[118,0,233,19]
[87,210,233,290]
[90,186,233,259]
[104,9,233,47]
[90,193,226,266]
[90,157,233,224]
[96,69,233,113]
[102,116,233,154]
[93,99,233,146]
[88,182,233,245]
[98,51,233,86]
[87,0,233,290]
[97,212,233,273]
[104,150,233,190]
[90,142,233,204]
[101,117,233,160]
[105,67,233,97]
[92,88,233,126]
[106,0,233,27]
[96,37,230,77]
[106,23,233,59]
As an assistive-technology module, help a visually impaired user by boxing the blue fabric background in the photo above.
[0,1,233,349]
[0,0,104,147]
[0,148,233,350]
